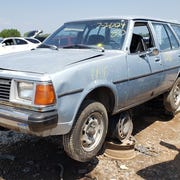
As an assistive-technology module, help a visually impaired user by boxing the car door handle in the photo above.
[155,57,161,62]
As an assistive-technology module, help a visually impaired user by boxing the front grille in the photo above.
[0,78,11,101]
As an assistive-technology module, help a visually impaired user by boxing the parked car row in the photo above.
[0,16,179,162]
[0,37,41,55]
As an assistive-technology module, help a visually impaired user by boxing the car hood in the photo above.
[0,48,104,74]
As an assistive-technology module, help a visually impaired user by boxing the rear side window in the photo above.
[15,39,28,45]
[152,23,171,51]
[164,25,179,49]
[171,25,180,40]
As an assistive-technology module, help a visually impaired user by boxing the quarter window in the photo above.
[152,24,171,51]
[25,38,40,44]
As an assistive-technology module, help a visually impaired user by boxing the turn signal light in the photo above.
[34,84,56,105]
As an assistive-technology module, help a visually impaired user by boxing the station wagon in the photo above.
[0,17,180,162]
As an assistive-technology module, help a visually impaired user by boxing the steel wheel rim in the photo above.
[118,116,132,139]
[173,83,180,106]
[81,112,104,152]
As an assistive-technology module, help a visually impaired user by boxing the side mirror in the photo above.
[139,48,159,58]
[147,48,159,56]
[2,43,6,47]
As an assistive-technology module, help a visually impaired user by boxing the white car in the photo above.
[0,37,41,55]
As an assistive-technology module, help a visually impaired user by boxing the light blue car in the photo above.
[0,17,180,162]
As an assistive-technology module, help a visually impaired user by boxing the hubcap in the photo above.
[81,113,104,152]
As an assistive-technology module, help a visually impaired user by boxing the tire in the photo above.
[107,112,133,143]
[115,112,133,143]
[63,100,108,162]
[164,78,180,115]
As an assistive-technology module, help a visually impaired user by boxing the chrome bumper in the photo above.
[0,105,58,133]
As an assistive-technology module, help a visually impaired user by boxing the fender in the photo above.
[70,79,119,126]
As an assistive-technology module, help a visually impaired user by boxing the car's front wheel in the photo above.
[164,77,180,115]
[63,100,108,162]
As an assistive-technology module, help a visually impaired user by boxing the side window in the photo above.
[3,39,14,46]
[152,23,171,51]
[15,39,28,45]
[164,25,179,49]
[171,25,180,40]
[130,22,154,53]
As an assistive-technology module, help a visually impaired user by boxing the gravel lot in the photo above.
[0,100,180,180]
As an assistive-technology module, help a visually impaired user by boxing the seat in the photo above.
[130,34,145,53]
[87,34,105,45]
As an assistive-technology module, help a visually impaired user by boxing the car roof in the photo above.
[2,37,26,40]
[66,16,180,25]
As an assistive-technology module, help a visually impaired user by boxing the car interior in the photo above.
[130,22,155,53]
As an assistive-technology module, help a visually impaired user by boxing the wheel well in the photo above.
[84,87,115,114]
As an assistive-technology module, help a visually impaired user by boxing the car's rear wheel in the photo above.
[164,77,180,115]
[63,100,108,162]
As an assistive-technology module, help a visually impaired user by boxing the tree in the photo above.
[0,29,21,38]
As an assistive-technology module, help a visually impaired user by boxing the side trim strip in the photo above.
[113,65,180,85]
[58,89,83,98]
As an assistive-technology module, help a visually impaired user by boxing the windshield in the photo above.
[44,19,128,50]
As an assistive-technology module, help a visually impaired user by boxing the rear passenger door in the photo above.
[14,38,30,52]
[152,23,180,90]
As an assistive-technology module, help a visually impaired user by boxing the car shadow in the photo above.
[137,141,180,179]
[132,97,174,135]
[0,97,176,180]
[0,134,98,180]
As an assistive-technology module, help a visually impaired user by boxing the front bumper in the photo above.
[0,104,58,133]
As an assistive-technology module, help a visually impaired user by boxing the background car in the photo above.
[24,37,42,44]
[26,30,43,38]
[0,37,41,55]
[25,30,48,42]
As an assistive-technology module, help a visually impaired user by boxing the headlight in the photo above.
[17,82,34,101]
[11,80,56,107]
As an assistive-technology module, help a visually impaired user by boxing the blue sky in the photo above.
[0,0,179,35]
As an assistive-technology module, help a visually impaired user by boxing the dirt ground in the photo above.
[0,100,180,180]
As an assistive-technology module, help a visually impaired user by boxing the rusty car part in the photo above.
[104,136,136,160]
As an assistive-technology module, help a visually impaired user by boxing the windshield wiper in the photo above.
[62,44,105,52]
[38,43,58,50]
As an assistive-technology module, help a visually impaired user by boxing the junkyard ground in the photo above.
[0,99,180,180]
